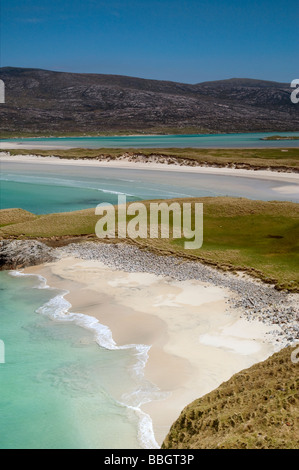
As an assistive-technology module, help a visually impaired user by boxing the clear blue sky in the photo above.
[1,0,298,83]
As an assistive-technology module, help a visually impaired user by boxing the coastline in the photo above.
[1,152,299,186]
[24,253,288,446]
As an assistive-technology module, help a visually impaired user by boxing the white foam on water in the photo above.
[125,404,159,449]
[9,271,50,289]
[98,188,135,197]
[9,270,161,449]
[1,174,136,197]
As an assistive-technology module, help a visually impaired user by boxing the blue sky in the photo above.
[1,0,298,83]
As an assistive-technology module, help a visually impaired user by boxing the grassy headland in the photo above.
[162,345,299,449]
[0,208,38,228]
[1,197,298,291]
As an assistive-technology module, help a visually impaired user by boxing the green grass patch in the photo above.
[0,208,38,227]
[0,208,96,238]
[1,197,298,291]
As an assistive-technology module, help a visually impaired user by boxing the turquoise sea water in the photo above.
[0,178,140,214]
[0,271,161,449]
[1,160,298,215]
[1,131,299,149]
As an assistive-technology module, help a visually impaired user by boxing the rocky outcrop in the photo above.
[0,240,57,270]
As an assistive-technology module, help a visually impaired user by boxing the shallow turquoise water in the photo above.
[1,160,298,215]
[0,179,140,214]
[1,132,299,149]
[0,272,159,449]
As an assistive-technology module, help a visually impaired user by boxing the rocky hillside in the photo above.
[162,346,299,449]
[0,68,298,135]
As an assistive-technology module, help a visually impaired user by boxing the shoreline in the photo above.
[1,130,299,139]
[2,143,299,151]
[22,243,297,446]
[1,152,299,184]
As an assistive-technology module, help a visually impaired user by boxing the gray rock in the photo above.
[0,240,57,270]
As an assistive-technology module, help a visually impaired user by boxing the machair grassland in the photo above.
[1,197,298,291]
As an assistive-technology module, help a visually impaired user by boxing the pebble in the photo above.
[57,241,299,345]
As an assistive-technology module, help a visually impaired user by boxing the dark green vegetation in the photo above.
[162,346,299,449]
[1,197,298,291]
[5,147,299,172]
[1,68,298,135]
[262,136,299,141]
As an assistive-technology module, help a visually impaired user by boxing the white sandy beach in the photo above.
[1,151,299,189]
[25,256,282,446]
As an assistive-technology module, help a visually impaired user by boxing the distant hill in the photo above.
[0,67,298,136]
